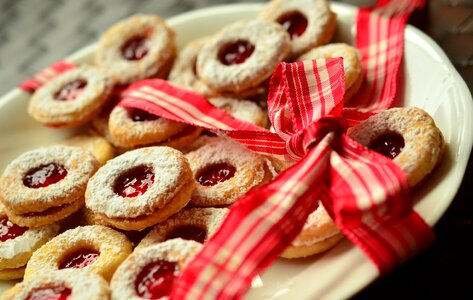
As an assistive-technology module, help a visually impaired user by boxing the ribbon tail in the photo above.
[172,134,334,300]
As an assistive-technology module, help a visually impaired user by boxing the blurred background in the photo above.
[0,0,472,299]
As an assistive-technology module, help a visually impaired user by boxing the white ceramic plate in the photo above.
[0,2,472,299]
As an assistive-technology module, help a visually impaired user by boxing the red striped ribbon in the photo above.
[19,61,76,93]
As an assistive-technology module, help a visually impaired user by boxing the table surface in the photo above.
[0,0,472,299]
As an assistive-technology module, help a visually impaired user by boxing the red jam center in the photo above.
[54,79,87,101]
[196,163,236,186]
[278,11,308,39]
[26,286,71,300]
[23,163,68,189]
[114,166,154,198]
[128,108,160,122]
[59,248,100,269]
[218,40,255,65]
[166,225,207,244]
[0,217,28,242]
[135,260,179,299]
[122,37,149,61]
[369,132,405,159]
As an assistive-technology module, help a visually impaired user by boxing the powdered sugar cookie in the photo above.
[259,0,337,58]
[27,66,112,128]
[1,269,109,300]
[108,106,187,148]
[111,239,201,300]
[95,14,176,85]
[298,43,363,101]
[24,225,132,281]
[196,19,290,94]
[137,207,228,249]
[347,107,445,187]
[186,138,272,207]
[0,146,99,227]
[281,202,343,258]
[0,205,59,280]
[85,147,194,231]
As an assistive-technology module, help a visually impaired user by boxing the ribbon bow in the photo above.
[119,57,433,299]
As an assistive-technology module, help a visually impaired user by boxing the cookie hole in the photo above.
[114,165,155,198]
[218,40,255,65]
[54,79,87,101]
[165,225,207,244]
[369,131,405,159]
[196,163,236,186]
[23,163,68,189]
[121,36,149,61]
[277,11,308,40]
[127,108,160,122]
[135,260,179,299]
[59,248,100,269]
[26,286,71,300]
[0,217,28,242]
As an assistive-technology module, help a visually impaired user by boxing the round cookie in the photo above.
[209,97,269,128]
[196,19,290,94]
[95,14,176,85]
[28,66,113,128]
[347,107,445,187]
[259,0,337,58]
[24,225,132,281]
[111,239,202,300]
[186,138,272,207]
[85,147,195,231]
[0,145,99,227]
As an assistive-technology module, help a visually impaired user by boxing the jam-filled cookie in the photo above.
[85,147,195,231]
[24,225,132,281]
[0,205,59,280]
[186,138,272,207]
[95,14,176,85]
[196,19,290,95]
[27,66,113,128]
[298,43,363,101]
[108,106,188,148]
[209,97,269,128]
[62,135,115,166]
[0,146,99,227]
[1,269,110,300]
[347,107,445,187]
[110,239,202,300]
[259,0,337,58]
[281,202,343,258]
[137,207,228,249]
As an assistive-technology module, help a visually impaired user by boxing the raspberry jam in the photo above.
[278,12,308,39]
[23,163,68,189]
[59,248,100,269]
[196,163,236,186]
[369,132,405,159]
[218,40,255,65]
[128,108,160,122]
[166,225,207,244]
[54,79,87,101]
[122,37,149,61]
[26,286,71,300]
[135,260,179,299]
[114,166,154,197]
[0,217,28,242]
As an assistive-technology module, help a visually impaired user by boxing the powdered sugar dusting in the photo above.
[86,146,190,218]
[111,239,202,299]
